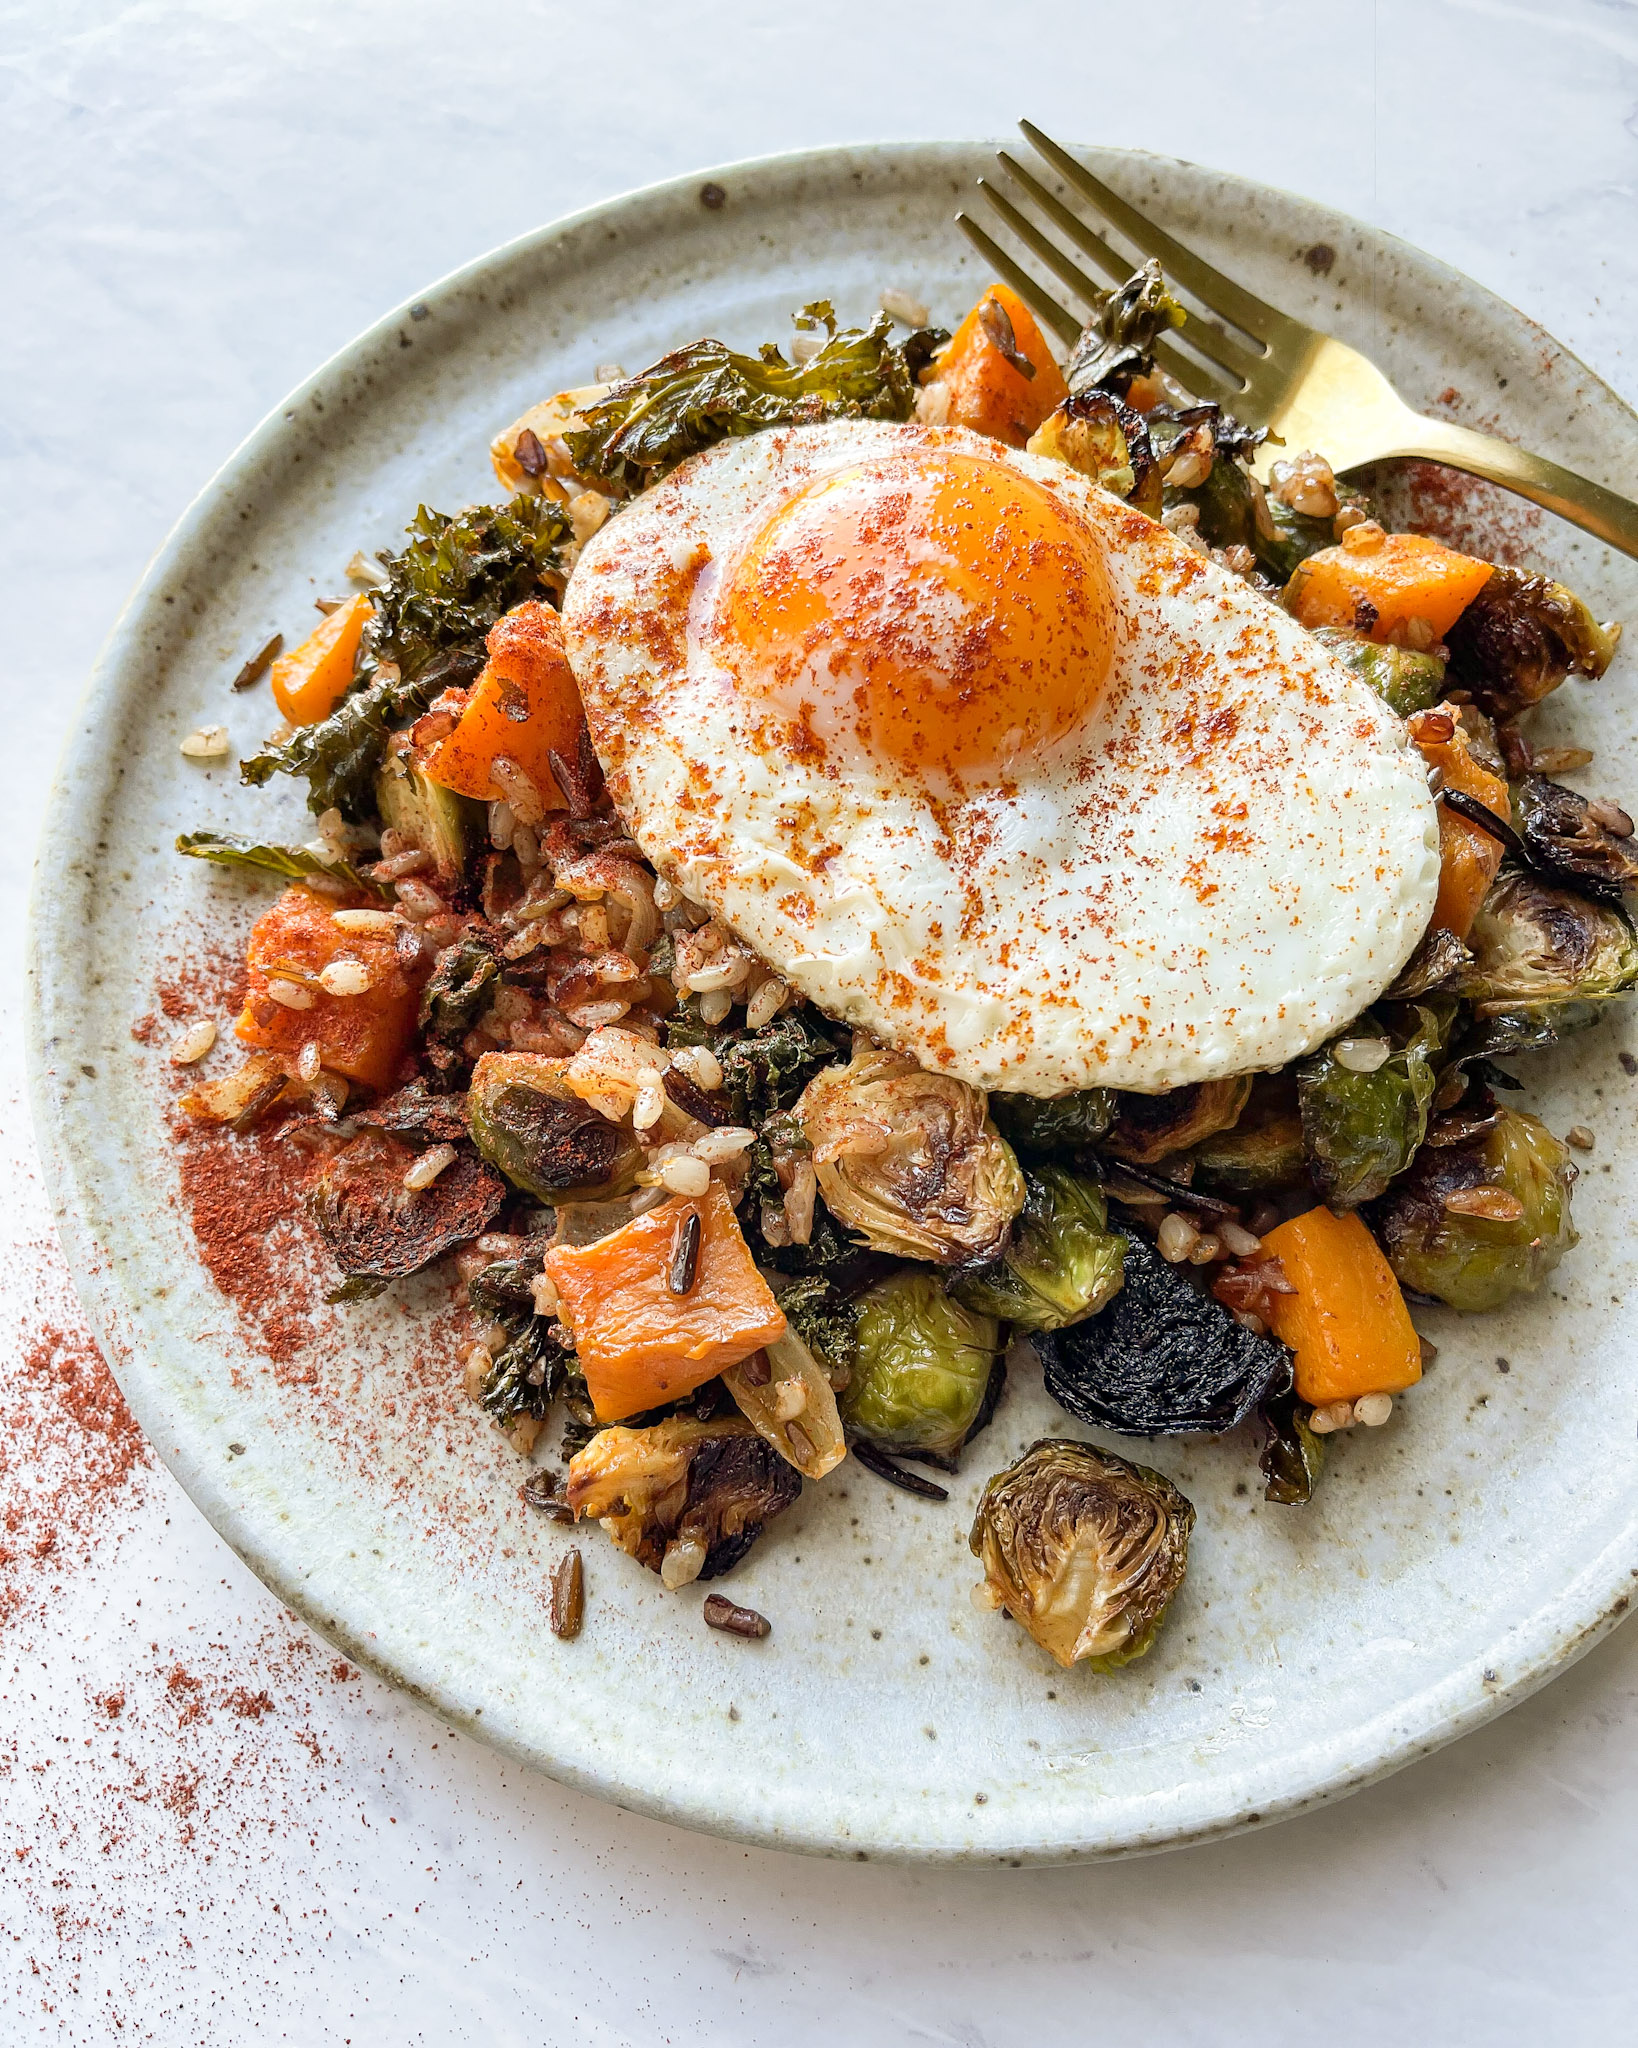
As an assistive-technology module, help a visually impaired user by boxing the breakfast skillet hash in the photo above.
[171,264,1632,1670]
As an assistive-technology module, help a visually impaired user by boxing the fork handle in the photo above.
[1372,413,1638,561]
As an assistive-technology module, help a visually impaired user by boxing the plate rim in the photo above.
[26,137,1638,1864]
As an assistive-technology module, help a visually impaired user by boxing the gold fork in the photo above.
[958,121,1638,561]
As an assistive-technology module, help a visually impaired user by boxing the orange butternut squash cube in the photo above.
[1408,702,1512,940]
[927,283,1068,447]
[545,1180,787,1424]
[235,886,425,1093]
[1285,531,1493,643]
[1260,1207,1423,1408]
[270,592,373,724]
[422,599,583,810]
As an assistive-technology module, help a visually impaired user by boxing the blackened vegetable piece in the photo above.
[419,925,502,1045]
[990,1085,1116,1155]
[308,1128,504,1282]
[1384,925,1474,1001]
[1063,260,1186,397]
[563,304,940,493]
[1514,775,1638,907]
[1187,1074,1306,1193]
[1258,1388,1326,1506]
[1026,389,1161,516]
[565,1416,801,1583]
[480,1314,578,1429]
[1297,1001,1453,1210]
[969,1437,1194,1671]
[1444,566,1619,721]
[954,1168,1126,1333]
[842,1270,1004,1465]
[349,1079,472,1144]
[1455,871,1638,1012]
[1104,1077,1251,1167]
[466,1052,642,1204]
[1371,1106,1578,1312]
[1037,1231,1291,1436]
[1309,626,1446,718]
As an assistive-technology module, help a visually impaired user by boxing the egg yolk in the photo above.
[713,448,1117,781]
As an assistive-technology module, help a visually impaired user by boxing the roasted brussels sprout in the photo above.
[1063,260,1186,397]
[954,1169,1126,1333]
[969,1438,1194,1671]
[1157,419,1257,552]
[989,1086,1116,1155]
[1445,566,1620,720]
[1037,1230,1290,1436]
[1456,872,1638,1013]
[1310,626,1446,718]
[841,1270,1004,1464]
[1187,1074,1305,1192]
[1384,925,1474,1000]
[1258,1388,1325,1506]
[307,1128,505,1281]
[1104,1076,1252,1167]
[1026,389,1161,517]
[1371,1107,1578,1312]
[565,1415,801,1584]
[1297,1001,1452,1210]
[797,1044,1024,1263]
[1255,484,1376,584]
[466,1051,642,1203]
[1514,775,1638,907]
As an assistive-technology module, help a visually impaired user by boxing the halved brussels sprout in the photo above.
[308,1128,505,1281]
[1256,485,1375,585]
[1514,775,1638,908]
[797,1044,1024,1264]
[1037,1230,1290,1436]
[1026,389,1161,516]
[1188,1074,1306,1192]
[467,1051,642,1203]
[1310,626,1446,718]
[969,1437,1194,1671]
[1445,566,1620,720]
[1104,1077,1252,1167]
[565,1414,801,1584]
[954,1169,1126,1333]
[1384,925,1473,1001]
[1372,1107,1578,1311]
[1456,872,1638,1013]
[841,1270,1003,1464]
[1159,432,1257,552]
[989,1086,1116,1156]
[1297,1001,1453,1210]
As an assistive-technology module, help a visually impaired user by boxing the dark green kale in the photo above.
[564,304,942,493]
[420,924,503,1061]
[175,830,393,901]
[776,1273,861,1378]
[368,496,572,681]
[664,1003,844,1124]
[480,1317,578,1429]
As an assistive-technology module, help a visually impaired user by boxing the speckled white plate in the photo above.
[27,143,1638,1864]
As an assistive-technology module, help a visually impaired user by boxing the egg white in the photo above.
[561,419,1440,1094]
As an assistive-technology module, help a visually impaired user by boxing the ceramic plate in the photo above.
[28,143,1638,1863]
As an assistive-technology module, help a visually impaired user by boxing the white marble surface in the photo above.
[5,1,1638,2039]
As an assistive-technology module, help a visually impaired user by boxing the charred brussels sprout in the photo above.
[1258,1388,1326,1506]
[1456,872,1638,1015]
[1310,626,1446,718]
[1514,775,1638,907]
[989,1086,1116,1155]
[1104,1077,1252,1167]
[797,1044,1024,1264]
[1154,414,1257,552]
[1297,1002,1453,1210]
[1188,1074,1306,1193]
[1064,260,1186,397]
[841,1270,1004,1464]
[467,1052,642,1203]
[1445,566,1620,721]
[420,926,501,1047]
[1372,1107,1578,1311]
[1026,390,1161,517]
[955,1169,1126,1333]
[969,1438,1194,1671]
[565,1416,801,1583]
[1038,1231,1290,1436]
[308,1129,505,1283]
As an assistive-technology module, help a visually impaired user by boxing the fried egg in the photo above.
[560,419,1439,1094]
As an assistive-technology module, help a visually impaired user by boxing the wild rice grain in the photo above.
[668,1209,702,1295]
[549,1550,585,1639]
[231,634,283,691]
[180,725,231,760]
[1588,798,1635,838]
[403,1143,457,1191]
[703,1594,771,1640]
[169,1019,217,1065]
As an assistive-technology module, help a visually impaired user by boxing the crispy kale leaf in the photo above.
[1065,260,1187,396]
[665,1002,844,1124]
[564,304,941,492]
[467,1243,580,1428]
[175,829,393,901]
[776,1273,861,1378]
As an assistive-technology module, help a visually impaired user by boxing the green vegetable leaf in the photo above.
[1298,1000,1455,1210]
[370,496,571,681]
[176,829,393,901]
[1259,1388,1325,1505]
[776,1274,860,1378]
[564,308,942,492]
[1064,260,1186,395]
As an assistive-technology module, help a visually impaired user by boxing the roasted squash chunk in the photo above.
[1285,531,1493,643]
[924,283,1068,447]
[1409,703,1511,941]
[544,1180,786,1423]
[422,599,583,810]
[269,592,373,725]
[1261,1207,1423,1407]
